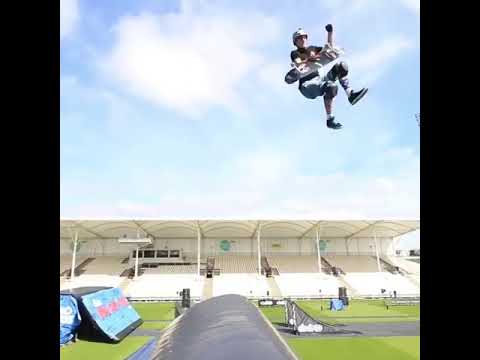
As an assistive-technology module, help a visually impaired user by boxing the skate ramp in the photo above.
[134,294,298,360]
[285,299,357,335]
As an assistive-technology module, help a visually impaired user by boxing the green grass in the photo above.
[298,299,419,324]
[60,336,151,360]
[140,321,171,330]
[259,299,419,325]
[287,336,419,360]
[131,302,175,321]
[259,306,286,324]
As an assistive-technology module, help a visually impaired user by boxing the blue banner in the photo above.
[80,288,141,341]
[60,295,81,345]
[330,298,344,311]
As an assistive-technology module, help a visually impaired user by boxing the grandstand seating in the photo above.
[59,253,420,298]
[81,256,130,276]
[267,255,318,273]
[323,255,379,272]
[215,255,258,273]
[142,264,198,274]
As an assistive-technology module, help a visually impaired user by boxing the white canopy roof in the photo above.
[60,219,419,240]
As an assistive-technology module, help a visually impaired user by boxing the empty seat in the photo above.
[267,255,318,273]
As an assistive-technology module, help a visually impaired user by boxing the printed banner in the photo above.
[80,288,141,341]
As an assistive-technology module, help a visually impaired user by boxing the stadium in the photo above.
[60,219,420,359]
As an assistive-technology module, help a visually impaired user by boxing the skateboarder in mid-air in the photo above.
[287,24,368,130]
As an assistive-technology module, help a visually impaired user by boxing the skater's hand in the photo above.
[325,24,333,33]
[308,53,323,61]
[297,63,309,72]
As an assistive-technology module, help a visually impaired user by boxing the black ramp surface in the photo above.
[150,294,298,360]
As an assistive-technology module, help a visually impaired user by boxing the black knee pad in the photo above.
[324,82,338,98]
[332,61,349,79]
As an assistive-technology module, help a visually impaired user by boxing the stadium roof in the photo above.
[60,219,419,240]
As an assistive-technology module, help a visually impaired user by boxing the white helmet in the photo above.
[292,28,308,45]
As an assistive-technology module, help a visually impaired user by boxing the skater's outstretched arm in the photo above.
[326,24,333,46]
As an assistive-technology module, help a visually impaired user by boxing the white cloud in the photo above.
[347,35,414,85]
[60,0,79,40]
[257,63,288,91]
[99,8,280,116]
[234,148,295,188]
[322,0,380,12]
[61,144,419,220]
[401,0,420,15]
[351,36,412,70]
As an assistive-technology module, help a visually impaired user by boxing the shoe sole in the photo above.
[350,88,368,105]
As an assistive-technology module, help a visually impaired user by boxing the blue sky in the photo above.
[60,0,420,249]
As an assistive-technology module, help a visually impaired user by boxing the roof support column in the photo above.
[257,223,262,276]
[70,230,78,280]
[197,225,202,277]
[374,226,382,272]
[134,246,140,279]
[316,225,322,274]
[134,229,142,279]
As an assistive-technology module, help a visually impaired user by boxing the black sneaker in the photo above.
[348,88,368,105]
[327,117,342,130]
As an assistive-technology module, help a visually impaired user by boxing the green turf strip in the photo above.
[140,321,171,330]
[287,336,420,360]
[131,302,175,321]
[259,299,419,325]
[60,336,151,360]
[259,306,287,324]
[298,299,419,324]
